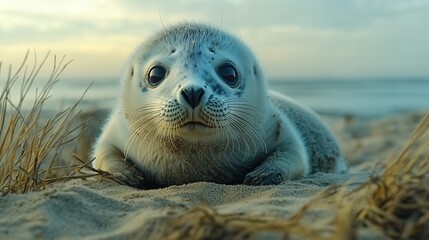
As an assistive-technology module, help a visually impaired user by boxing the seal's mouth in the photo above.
[181,121,210,130]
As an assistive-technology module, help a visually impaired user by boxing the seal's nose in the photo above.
[181,87,205,109]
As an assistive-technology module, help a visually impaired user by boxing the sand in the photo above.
[0,110,427,239]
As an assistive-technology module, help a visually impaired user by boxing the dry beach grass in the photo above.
[0,51,107,195]
[0,52,428,239]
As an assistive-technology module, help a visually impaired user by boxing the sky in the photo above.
[1,0,429,80]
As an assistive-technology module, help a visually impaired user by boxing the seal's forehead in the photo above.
[147,23,240,51]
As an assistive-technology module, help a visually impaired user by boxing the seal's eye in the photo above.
[218,64,239,88]
[147,66,166,87]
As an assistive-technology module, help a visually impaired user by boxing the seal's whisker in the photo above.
[229,105,266,143]
[158,12,176,53]
[125,121,145,159]
[125,121,148,159]
[227,102,263,118]
[223,123,239,156]
[228,118,253,160]
[124,110,162,159]
[230,113,266,159]
[229,108,260,122]
[136,118,165,161]
[137,122,159,162]
[125,106,162,124]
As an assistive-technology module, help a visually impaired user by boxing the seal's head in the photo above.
[121,23,268,152]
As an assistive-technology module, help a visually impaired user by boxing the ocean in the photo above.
[8,77,429,118]
[269,78,429,117]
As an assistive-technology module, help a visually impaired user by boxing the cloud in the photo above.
[1,0,428,79]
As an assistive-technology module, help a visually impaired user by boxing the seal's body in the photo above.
[92,23,346,188]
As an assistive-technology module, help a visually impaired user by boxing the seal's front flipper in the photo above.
[108,160,146,189]
[243,151,308,185]
[93,144,146,188]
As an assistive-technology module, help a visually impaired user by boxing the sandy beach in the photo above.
[2,1,429,238]
[1,108,427,239]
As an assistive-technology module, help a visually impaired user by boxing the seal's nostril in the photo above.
[181,87,205,109]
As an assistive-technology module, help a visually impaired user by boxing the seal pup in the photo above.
[92,22,346,188]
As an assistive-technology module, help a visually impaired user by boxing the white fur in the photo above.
[92,23,345,188]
